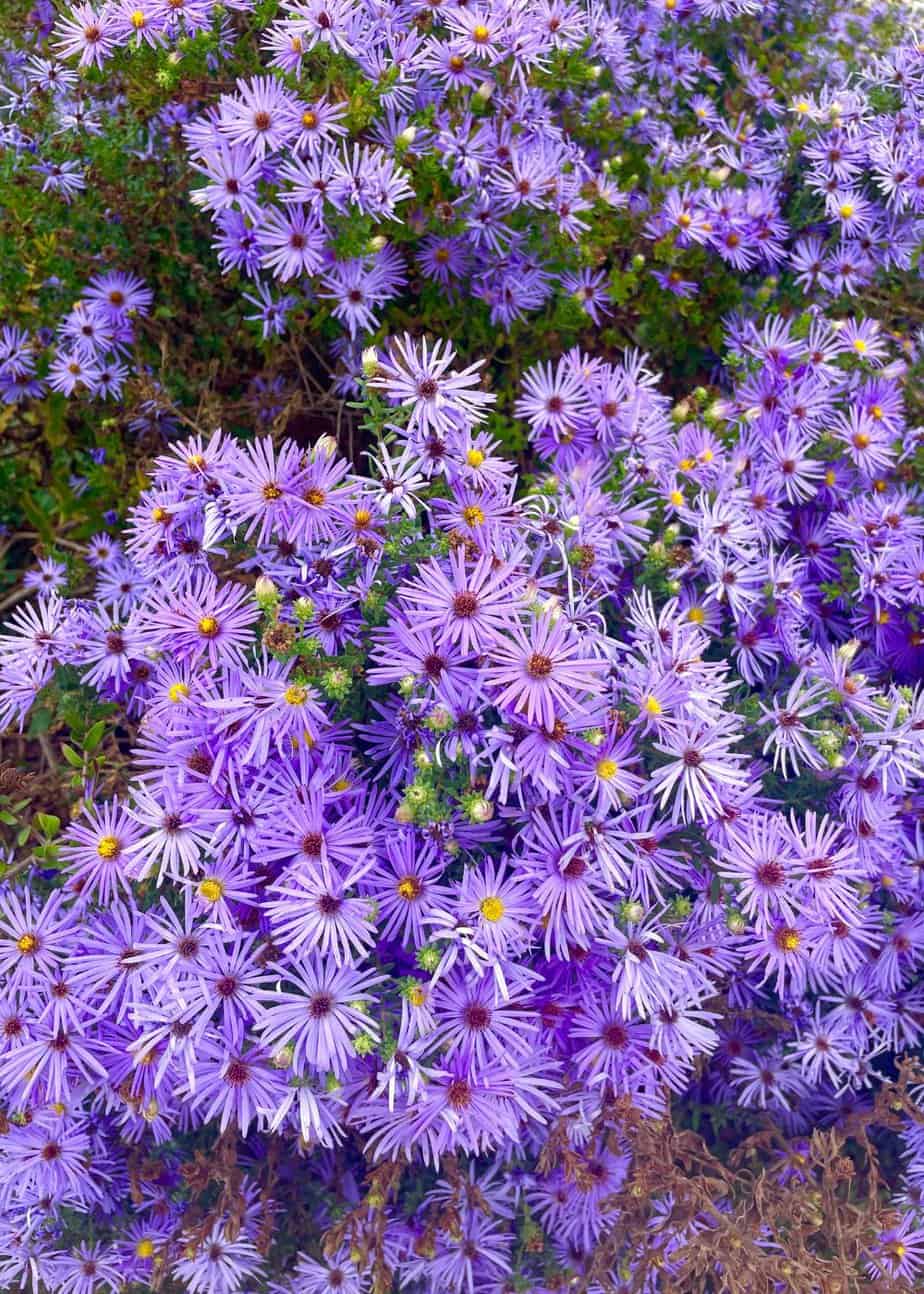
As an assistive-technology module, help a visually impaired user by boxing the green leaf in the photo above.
[84,720,106,753]
[61,744,85,768]
[35,813,61,837]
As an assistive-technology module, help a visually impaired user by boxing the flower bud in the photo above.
[255,575,278,609]
[468,796,493,823]
[272,1044,295,1069]
[313,434,337,459]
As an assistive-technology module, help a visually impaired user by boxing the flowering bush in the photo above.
[1,321,924,1290]
[2,0,924,1290]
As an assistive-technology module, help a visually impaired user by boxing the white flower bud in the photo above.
[313,435,337,459]
[255,575,278,604]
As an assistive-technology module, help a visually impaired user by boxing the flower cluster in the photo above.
[11,0,912,412]
[1,321,924,1289]
[0,271,154,403]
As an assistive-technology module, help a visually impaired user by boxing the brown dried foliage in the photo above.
[111,1060,924,1293]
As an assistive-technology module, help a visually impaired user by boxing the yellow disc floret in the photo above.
[462,504,485,528]
[479,896,505,922]
[198,878,224,903]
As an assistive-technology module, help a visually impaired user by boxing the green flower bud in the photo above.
[416,944,441,973]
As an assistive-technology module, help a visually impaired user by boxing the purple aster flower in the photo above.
[147,570,259,668]
[254,956,382,1075]
[265,860,375,966]
[396,550,523,653]
[54,4,117,67]
[184,1040,287,1136]
[650,717,747,823]
[171,1223,264,1294]
[218,76,299,158]
[483,611,608,730]
[371,334,494,437]
[258,204,325,281]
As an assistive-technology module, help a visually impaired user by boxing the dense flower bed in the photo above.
[1,323,924,1289]
[1,0,924,1291]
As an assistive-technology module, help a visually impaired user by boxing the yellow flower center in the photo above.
[775,927,801,953]
[136,1239,155,1260]
[852,432,870,450]
[824,468,836,486]
[151,506,169,524]
[131,9,145,28]
[354,508,372,528]
[397,876,421,901]
[168,681,189,703]
[877,610,890,625]
[853,338,867,354]
[644,696,662,715]
[331,777,350,792]
[302,110,317,128]
[305,487,326,506]
[262,482,282,501]
[198,878,224,903]
[677,213,692,228]
[462,504,485,528]
[16,932,38,955]
[97,835,120,859]
[669,489,684,507]
[595,758,618,782]
[870,404,883,420]
[838,202,854,219]
[187,454,206,470]
[679,457,695,471]
[284,685,307,706]
[466,449,485,468]
[472,23,489,41]
[409,985,426,1007]
[480,896,505,922]
[197,616,219,638]
[687,606,705,624]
